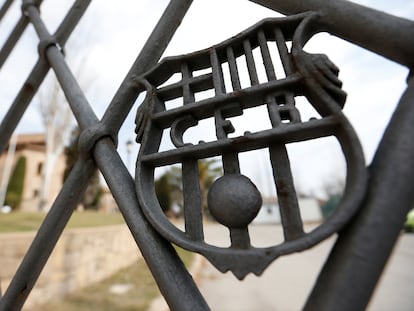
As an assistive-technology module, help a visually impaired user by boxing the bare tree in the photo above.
[37,74,74,211]
[36,47,94,211]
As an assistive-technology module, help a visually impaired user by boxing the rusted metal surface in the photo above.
[0,0,412,310]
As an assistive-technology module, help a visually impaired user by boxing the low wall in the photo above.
[0,225,141,309]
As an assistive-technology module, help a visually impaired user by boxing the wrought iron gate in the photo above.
[0,0,413,310]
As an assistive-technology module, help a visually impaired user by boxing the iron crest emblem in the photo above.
[135,13,367,279]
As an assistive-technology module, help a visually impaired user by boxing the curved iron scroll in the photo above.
[135,13,367,279]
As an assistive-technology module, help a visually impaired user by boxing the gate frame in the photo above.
[0,1,412,310]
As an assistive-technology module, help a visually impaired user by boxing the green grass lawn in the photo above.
[0,211,125,233]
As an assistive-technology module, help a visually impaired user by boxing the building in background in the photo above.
[0,134,66,212]
[253,196,322,225]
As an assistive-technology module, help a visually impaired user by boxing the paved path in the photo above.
[195,223,414,311]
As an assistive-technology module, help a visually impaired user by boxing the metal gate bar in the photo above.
[247,1,414,310]
[0,1,209,310]
[250,0,414,68]
[0,0,39,69]
[0,0,90,154]
[305,79,414,310]
[0,0,13,21]
[0,0,412,310]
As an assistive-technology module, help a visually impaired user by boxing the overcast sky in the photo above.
[0,0,413,197]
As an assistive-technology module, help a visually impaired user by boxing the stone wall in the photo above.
[0,225,141,309]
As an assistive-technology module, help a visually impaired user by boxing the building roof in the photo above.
[16,133,46,152]
[2,133,46,154]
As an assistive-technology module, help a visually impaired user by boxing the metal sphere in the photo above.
[207,174,262,228]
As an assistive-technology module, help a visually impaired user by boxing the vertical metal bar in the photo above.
[0,158,96,311]
[101,0,194,133]
[258,30,276,81]
[243,39,259,86]
[274,28,293,75]
[304,78,414,311]
[210,43,245,248]
[212,46,246,248]
[182,159,204,241]
[222,153,240,175]
[226,46,241,91]
[212,47,241,176]
[284,97,301,122]
[249,0,414,68]
[181,63,195,104]
[230,227,251,249]
[210,48,226,94]
[266,95,282,126]
[273,28,297,124]
[213,107,240,174]
[180,63,204,240]
[94,139,209,311]
[269,144,304,241]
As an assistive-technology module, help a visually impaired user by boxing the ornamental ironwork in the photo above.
[135,13,367,279]
[0,1,413,310]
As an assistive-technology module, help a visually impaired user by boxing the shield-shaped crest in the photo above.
[135,13,367,279]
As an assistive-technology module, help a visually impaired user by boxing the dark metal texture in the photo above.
[135,14,367,279]
[0,1,209,311]
[0,0,91,154]
[249,0,414,68]
[304,77,414,311]
[0,0,412,310]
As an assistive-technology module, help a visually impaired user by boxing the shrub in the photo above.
[5,156,26,210]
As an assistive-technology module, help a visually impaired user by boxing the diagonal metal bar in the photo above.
[249,0,414,68]
[23,2,98,129]
[101,0,195,134]
[2,1,410,310]
[248,1,414,309]
[0,15,29,69]
[0,139,208,311]
[94,139,209,311]
[0,0,92,154]
[0,0,13,23]
[0,1,208,310]
[0,0,43,68]
[0,60,49,153]
[304,77,414,311]
[0,158,96,311]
